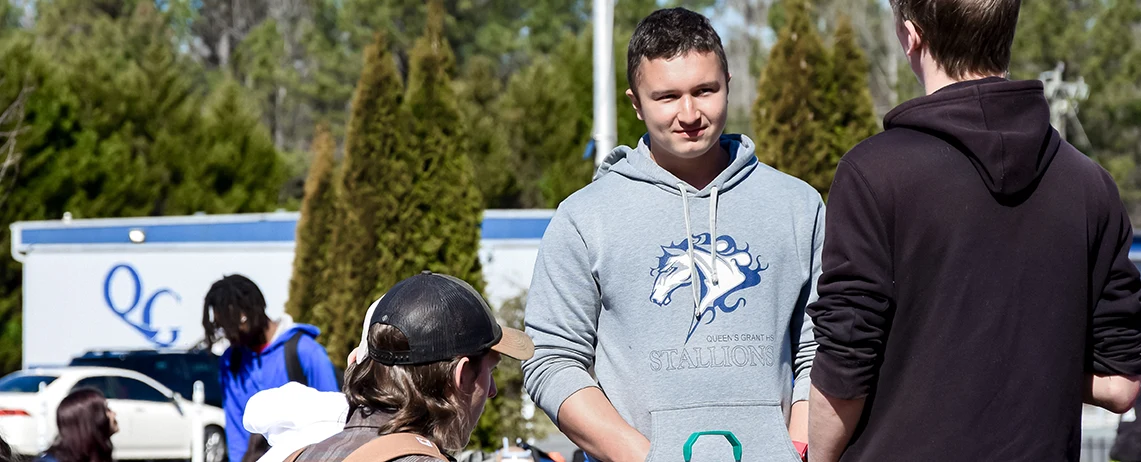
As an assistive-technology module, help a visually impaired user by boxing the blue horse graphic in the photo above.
[650,233,767,343]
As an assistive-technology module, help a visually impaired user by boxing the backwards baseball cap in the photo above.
[359,271,534,366]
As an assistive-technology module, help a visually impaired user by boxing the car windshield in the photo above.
[72,356,178,386]
[70,353,222,407]
[0,374,58,393]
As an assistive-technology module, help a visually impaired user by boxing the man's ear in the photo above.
[626,88,644,121]
[902,19,923,58]
[453,356,476,393]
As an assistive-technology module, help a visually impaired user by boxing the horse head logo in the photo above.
[650,234,767,343]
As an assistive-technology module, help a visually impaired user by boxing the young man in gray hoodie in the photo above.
[522,8,821,462]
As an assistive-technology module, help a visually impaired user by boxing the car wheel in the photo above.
[204,426,226,462]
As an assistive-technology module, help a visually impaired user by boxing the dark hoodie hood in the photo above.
[884,77,1062,198]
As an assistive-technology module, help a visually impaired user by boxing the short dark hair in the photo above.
[626,7,728,96]
[202,274,270,350]
[891,0,1021,79]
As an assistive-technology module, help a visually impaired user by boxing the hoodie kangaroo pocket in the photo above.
[644,401,801,462]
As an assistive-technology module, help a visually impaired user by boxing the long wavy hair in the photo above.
[343,324,487,452]
[47,388,114,462]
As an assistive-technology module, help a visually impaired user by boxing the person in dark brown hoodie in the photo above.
[806,1,1141,461]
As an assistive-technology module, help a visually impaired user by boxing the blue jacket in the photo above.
[220,321,339,462]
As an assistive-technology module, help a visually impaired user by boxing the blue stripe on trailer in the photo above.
[18,214,552,245]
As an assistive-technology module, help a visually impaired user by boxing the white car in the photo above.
[0,366,226,461]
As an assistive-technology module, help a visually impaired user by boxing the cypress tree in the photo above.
[752,0,834,196]
[318,30,406,367]
[827,16,879,169]
[394,0,484,290]
[287,123,337,322]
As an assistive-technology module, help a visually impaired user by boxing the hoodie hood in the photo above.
[243,382,349,462]
[594,134,759,197]
[260,314,320,354]
[884,77,1062,198]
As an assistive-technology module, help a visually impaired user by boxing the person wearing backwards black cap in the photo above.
[284,271,535,462]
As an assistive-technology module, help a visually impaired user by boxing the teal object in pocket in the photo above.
[683,431,742,462]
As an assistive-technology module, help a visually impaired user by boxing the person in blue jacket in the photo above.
[202,274,339,462]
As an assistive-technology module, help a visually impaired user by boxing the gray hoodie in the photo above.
[523,135,823,462]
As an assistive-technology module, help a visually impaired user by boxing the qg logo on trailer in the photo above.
[103,264,182,347]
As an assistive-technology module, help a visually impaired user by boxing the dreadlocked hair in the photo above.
[202,274,270,351]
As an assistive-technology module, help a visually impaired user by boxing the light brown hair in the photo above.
[891,0,1021,79]
[342,324,487,452]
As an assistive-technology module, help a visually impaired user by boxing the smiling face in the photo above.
[627,51,729,163]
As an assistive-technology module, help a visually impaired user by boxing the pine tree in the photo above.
[287,123,338,322]
[827,16,879,170]
[0,2,284,373]
[394,0,484,290]
[455,56,517,208]
[1080,0,1141,214]
[752,0,834,196]
[318,30,406,366]
[499,31,595,208]
[172,79,284,214]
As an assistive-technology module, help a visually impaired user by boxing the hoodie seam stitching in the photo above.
[974,90,1006,187]
[887,88,1042,126]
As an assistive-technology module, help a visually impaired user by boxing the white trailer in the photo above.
[10,210,554,368]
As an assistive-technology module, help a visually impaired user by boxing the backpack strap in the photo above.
[343,433,447,462]
[284,331,308,386]
[282,447,306,462]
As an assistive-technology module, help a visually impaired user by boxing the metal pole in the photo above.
[191,380,205,462]
[593,0,617,166]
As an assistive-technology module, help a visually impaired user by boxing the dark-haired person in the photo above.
[806,1,1141,461]
[285,271,534,461]
[1,433,12,462]
[522,7,822,462]
[203,274,339,462]
[37,388,117,462]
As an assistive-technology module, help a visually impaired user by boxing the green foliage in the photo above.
[317,31,406,367]
[498,33,594,208]
[826,16,879,167]
[468,292,555,449]
[455,56,517,208]
[286,123,338,323]
[1010,0,1141,217]
[395,0,484,293]
[753,1,879,199]
[0,2,283,373]
[752,0,834,196]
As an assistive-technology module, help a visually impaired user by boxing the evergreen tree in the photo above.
[827,16,879,166]
[455,56,517,208]
[395,0,484,290]
[286,123,337,322]
[468,292,554,449]
[1080,0,1141,214]
[316,31,406,366]
[0,33,75,374]
[752,0,834,196]
[0,2,284,373]
[172,79,283,214]
[499,33,594,208]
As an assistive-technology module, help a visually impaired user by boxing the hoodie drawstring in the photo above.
[678,183,720,322]
[709,185,719,285]
[678,183,702,321]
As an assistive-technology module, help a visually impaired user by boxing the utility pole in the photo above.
[592,0,617,166]
[1039,62,1090,144]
